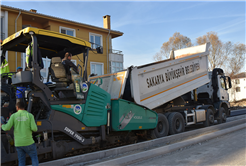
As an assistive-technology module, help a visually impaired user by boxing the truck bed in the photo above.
[89,43,210,110]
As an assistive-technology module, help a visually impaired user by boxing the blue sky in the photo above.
[1,1,245,69]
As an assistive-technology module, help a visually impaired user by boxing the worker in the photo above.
[0,101,39,166]
[26,42,44,69]
[0,56,10,74]
[62,52,79,81]
[17,66,23,72]
[0,56,12,84]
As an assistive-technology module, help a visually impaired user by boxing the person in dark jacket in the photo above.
[62,52,79,81]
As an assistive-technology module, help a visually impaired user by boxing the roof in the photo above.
[1,5,123,38]
[231,72,246,79]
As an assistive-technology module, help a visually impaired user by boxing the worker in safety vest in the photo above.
[0,56,12,84]
[26,42,44,69]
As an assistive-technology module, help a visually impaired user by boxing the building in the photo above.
[1,5,124,81]
[228,72,246,102]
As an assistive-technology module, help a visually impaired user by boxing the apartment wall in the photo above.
[48,20,109,75]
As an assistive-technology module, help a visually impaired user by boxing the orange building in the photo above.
[1,5,124,81]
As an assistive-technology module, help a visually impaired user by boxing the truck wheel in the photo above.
[203,109,214,127]
[168,112,185,135]
[217,107,227,124]
[150,113,169,139]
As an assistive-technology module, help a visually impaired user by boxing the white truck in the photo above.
[89,43,231,137]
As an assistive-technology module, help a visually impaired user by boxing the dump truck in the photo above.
[1,27,231,165]
[89,42,232,136]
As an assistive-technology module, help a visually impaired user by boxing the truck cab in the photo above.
[197,70,231,102]
[196,68,232,118]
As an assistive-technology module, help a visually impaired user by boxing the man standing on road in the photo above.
[1,101,39,166]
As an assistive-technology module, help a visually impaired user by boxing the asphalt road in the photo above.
[230,109,246,117]
[129,128,246,166]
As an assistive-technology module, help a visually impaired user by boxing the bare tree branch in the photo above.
[196,31,225,70]
[154,32,192,61]
[227,43,246,77]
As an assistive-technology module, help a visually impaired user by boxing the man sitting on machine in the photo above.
[62,52,79,83]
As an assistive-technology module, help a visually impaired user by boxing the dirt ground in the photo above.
[230,99,246,110]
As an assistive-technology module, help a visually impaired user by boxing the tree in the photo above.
[154,31,245,77]
[154,32,192,61]
[227,43,246,77]
[221,42,245,101]
[196,31,226,70]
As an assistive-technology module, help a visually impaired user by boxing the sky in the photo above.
[1,1,245,70]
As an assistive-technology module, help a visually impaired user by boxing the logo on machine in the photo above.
[74,105,82,115]
[133,116,142,119]
[91,78,103,87]
[82,83,88,92]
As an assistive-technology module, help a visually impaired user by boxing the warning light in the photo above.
[37,121,42,126]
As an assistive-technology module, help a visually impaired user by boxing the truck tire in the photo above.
[203,109,214,127]
[150,113,169,139]
[217,107,227,124]
[168,112,185,135]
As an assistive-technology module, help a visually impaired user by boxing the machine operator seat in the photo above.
[50,57,70,88]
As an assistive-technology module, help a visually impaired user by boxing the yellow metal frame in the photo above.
[2,27,91,48]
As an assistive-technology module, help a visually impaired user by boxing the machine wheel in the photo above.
[150,113,169,139]
[168,112,185,135]
[203,109,214,127]
[217,107,227,124]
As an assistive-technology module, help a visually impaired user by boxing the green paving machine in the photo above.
[2,27,229,166]
[1,27,158,165]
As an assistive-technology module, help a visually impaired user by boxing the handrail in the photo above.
[109,49,122,54]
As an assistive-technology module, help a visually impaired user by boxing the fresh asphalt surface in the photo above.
[230,108,246,117]
[129,127,246,166]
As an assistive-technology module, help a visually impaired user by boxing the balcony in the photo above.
[109,49,123,62]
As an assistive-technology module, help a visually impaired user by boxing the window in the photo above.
[59,26,75,37]
[236,87,240,92]
[40,58,51,79]
[1,17,4,40]
[22,54,51,80]
[111,62,123,73]
[89,33,102,49]
[235,79,240,84]
[90,62,104,76]
[21,53,26,69]
[220,77,225,89]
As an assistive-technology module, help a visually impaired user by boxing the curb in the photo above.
[89,123,246,166]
